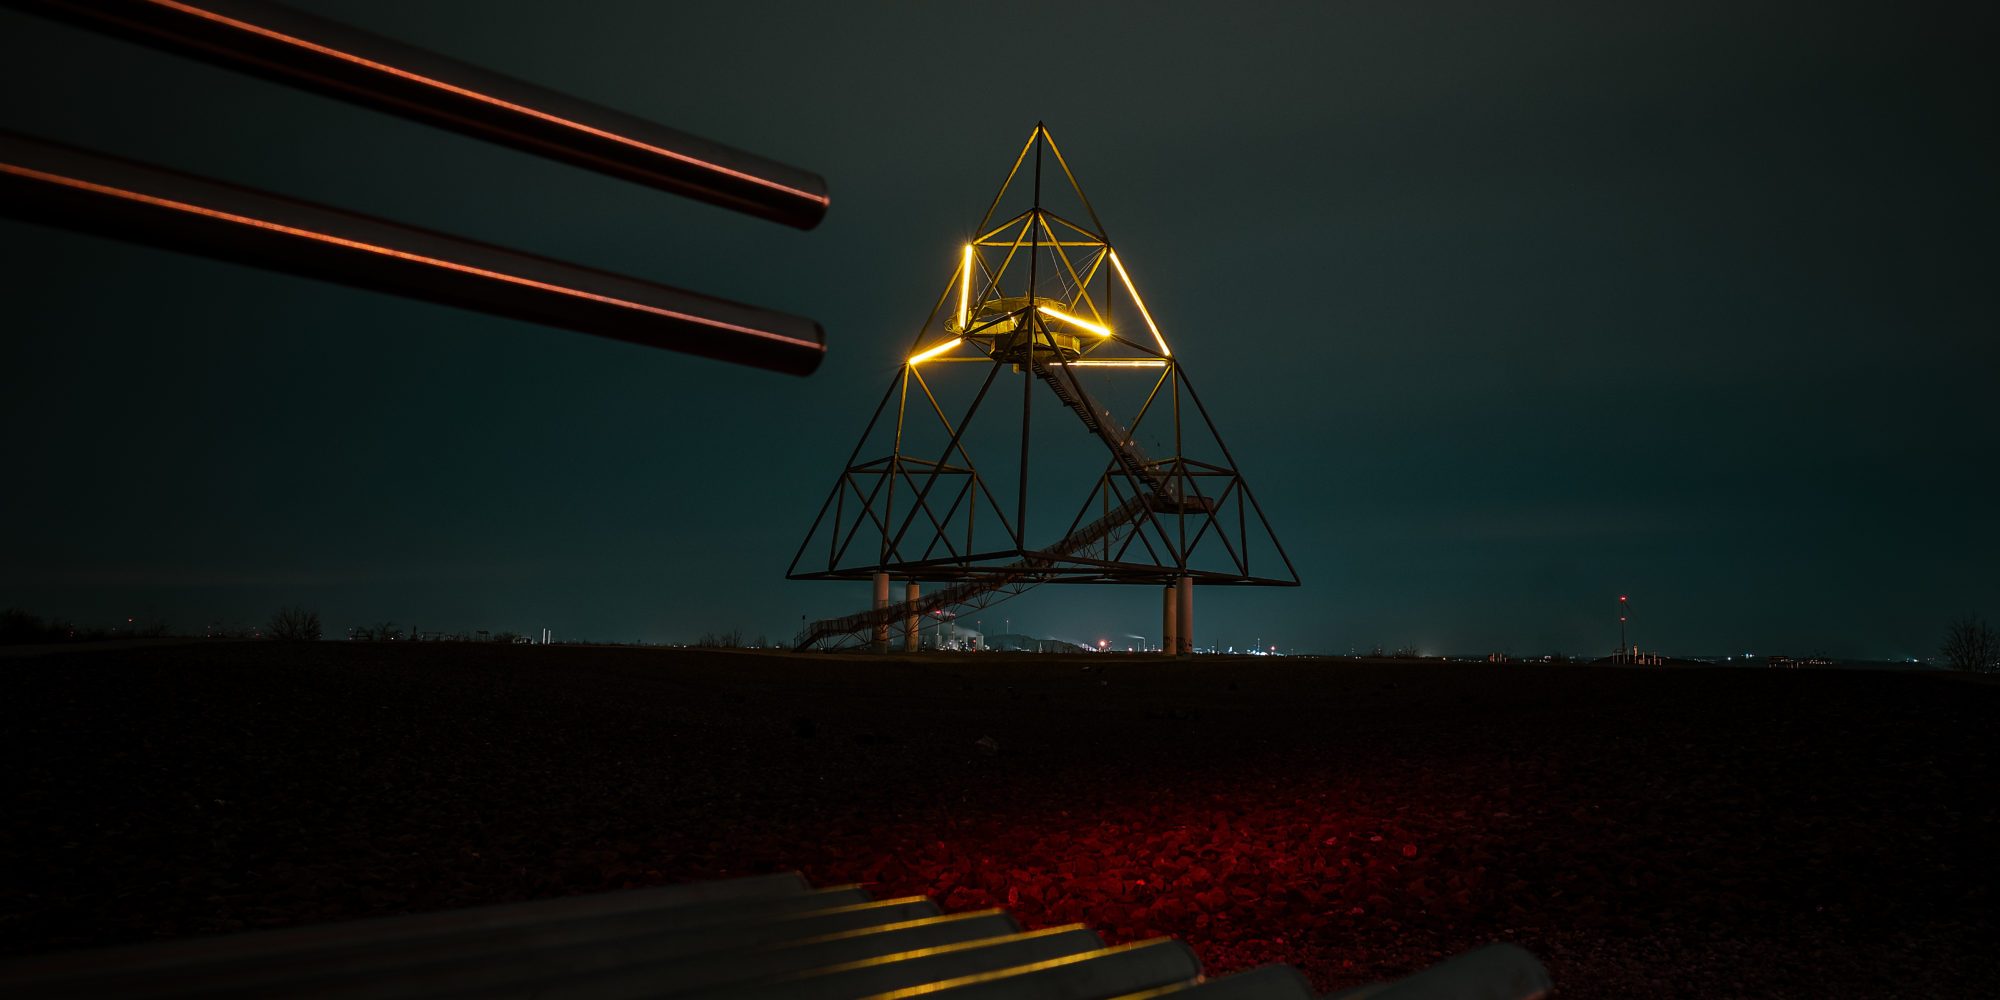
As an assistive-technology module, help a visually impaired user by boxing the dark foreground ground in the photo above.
[2,643,1993,996]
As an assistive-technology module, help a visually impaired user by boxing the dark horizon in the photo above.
[3,1,1995,660]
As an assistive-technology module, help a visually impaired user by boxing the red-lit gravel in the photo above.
[2,643,1993,996]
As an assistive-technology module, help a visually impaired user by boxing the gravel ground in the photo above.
[2,642,1992,996]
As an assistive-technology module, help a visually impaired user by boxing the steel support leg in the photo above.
[1176,576,1194,656]
[871,571,890,653]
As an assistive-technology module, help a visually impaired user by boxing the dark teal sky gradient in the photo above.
[2,2,1994,656]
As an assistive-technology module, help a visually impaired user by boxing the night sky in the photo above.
[2,2,1993,657]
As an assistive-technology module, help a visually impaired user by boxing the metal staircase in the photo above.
[794,493,1154,650]
[795,358,1225,651]
[1032,361,1214,514]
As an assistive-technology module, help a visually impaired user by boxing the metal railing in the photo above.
[1,0,829,373]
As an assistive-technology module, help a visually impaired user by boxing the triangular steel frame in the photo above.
[788,125,1296,645]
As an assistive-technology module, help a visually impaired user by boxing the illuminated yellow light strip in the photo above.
[1066,359,1169,367]
[148,0,827,207]
[958,244,972,329]
[1036,305,1110,337]
[1108,250,1169,357]
[907,337,961,365]
[0,162,820,348]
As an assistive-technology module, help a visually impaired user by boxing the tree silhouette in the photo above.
[1939,615,1997,672]
[269,606,322,641]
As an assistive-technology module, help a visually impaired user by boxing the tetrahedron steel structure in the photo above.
[790,124,1296,650]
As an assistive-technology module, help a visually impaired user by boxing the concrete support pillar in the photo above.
[1161,584,1178,655]
[904,581,921,653]
[1176,576,1194,655]
[871,571,890,652]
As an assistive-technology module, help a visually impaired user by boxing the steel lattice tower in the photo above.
[790,124,1296,651]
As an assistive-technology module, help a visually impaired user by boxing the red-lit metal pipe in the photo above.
[0,131,826,375]
[4,0,831,229]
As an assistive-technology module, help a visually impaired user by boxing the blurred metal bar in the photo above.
[0,873,1544,998]
[901,938,1201,999]
[1324,944,1552,1000]
[716,925,1106,999]
[4,0,830,229]
[530,910,1023,997]
[0,130,826,375]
